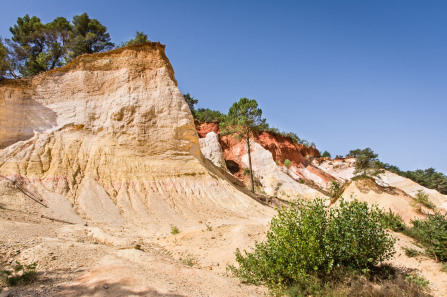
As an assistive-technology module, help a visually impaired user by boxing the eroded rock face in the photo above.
[199,132,227,170]
[0,43,198,156]
[0,43,272,233]
[317,159,447,211]
[196,122,334,197]
[240,142,323,200]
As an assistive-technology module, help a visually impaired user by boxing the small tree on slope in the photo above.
[350,148,384,179]
[220,98,268,193]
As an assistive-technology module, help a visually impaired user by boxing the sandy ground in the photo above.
[0,205,269,297]
[2,200,447,297]
[1,177,447,296]
[390,231,447,297]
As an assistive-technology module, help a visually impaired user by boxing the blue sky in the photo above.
[1,0,446,173]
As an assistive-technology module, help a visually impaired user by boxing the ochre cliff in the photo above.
[196,122,334,198]
[0,43,272,233]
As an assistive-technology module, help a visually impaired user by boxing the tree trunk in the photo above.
[247,134,255,193]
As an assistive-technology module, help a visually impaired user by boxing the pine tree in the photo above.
[221,98,268,192]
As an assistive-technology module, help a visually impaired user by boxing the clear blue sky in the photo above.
[1,0,446,173]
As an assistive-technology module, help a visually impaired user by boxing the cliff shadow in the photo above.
[0,96,58,149]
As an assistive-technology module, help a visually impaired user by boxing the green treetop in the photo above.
[3,13,113,78]
[67,13,114,59]
[7,15,47,76]
[350,148,384,179]
[125,31,150,46]
[183,93,198,112]
[0,38,10,79]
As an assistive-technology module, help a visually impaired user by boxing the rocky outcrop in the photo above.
[316,159,447,211]
[196,122,335,198]
[241,142,323,199]
[199,131,227,170]
[0,43,272,234]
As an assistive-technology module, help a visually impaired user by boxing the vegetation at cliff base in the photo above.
[380,209,406,232]
[380,208,447,264]
[414,190,435,210]
[283,159,291,172]
[406,212,447,262]
[229,198,397,294]
[1,261,37,287]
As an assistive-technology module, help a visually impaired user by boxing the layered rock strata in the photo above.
[0,43,272,233]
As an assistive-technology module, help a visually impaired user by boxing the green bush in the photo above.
[403,247,421,258]
[228,198,396,291]
[170,225,180,235]
[405,274,429,288]
[329,181,341,199]
[1,261,37,286]
[380,209,407,232]
[284,159,291,170]
[441,263,447,273]
[285,268,431,297]
[407,212,447,262]
[414,191,435,210]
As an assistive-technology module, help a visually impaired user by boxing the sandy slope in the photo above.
[341,178,426,223]
[390,231,447,297]
[0,203,270,297]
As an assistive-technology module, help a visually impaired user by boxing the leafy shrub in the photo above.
[284,159,291,169]
[380,209,407,232]
[414,191,435,210]
[228,198,395,291]
[403,247,421,258]
[180,254,197,267]
[405,274,429,288]
[1,261,37,286]
[407,212,447,262]
[285,268,431,297]
[329,181,341,199]
[170,225,180,235]
[243,167,251,176]
[441,263,447,273]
